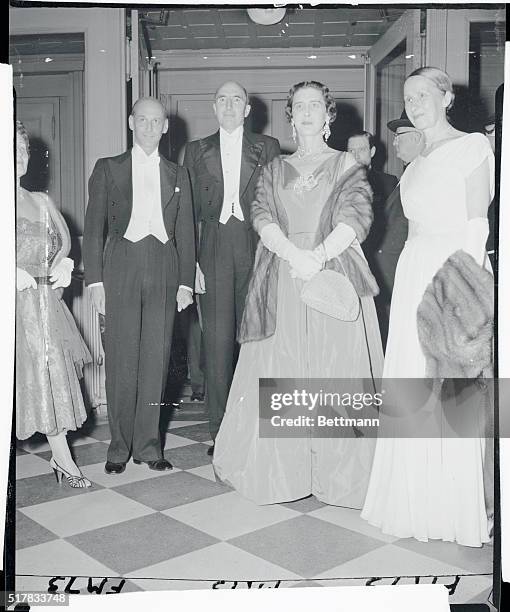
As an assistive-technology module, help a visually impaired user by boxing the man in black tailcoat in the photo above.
[183,81,280,453]
[83,97,195,474]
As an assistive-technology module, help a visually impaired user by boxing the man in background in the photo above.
[371,113,425,348]
[347,130,398,348]
[347,130,398,216]
[183,81,280,454]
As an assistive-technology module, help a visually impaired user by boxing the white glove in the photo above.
[463,218,489,266]
[195,263,206,294]
[89,284,105,315]
[260,223,322,281]
[16,267,37,291]
[50,257,74,289]
[313,222,356,265]
[176,286,194,312]
[288,249,324,281]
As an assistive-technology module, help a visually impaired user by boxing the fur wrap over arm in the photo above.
[315,156,379,297]
[417,250,493,379]
[238,154,379,344]
[239,158,287,343]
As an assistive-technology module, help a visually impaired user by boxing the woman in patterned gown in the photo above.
[213,82,383,506]
[16,121,92,488]
[361,68,494,546]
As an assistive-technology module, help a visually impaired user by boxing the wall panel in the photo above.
[159,62,366,161]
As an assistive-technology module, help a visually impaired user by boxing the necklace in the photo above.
[296,142,329,159]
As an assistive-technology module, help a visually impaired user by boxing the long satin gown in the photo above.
[213,152,384,506]
[16,196,91,440]
[361,133,494,546]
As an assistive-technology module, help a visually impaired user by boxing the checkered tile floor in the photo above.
[15,390,494,604]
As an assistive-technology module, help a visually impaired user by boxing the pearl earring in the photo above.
[291,120,297,143]
[322,119,331,141]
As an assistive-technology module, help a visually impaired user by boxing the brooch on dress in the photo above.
[293,174,319,194]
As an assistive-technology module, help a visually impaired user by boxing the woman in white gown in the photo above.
[361,67,494,547]
[213,81,383,506]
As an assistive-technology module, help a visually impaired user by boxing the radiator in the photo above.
[71,278,107,414]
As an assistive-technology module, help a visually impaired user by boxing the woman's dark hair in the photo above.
[16,120,30,153]
[285,81,337,124]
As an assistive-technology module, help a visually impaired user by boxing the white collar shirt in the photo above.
[219,125,244,224]
[124,143,168,243]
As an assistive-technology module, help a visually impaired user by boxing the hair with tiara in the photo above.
[407,67,455,111]
[285,81,337,124]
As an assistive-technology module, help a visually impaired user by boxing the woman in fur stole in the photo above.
[213,81,383,506]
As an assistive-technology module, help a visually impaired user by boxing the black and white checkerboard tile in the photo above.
[14,398,494,605]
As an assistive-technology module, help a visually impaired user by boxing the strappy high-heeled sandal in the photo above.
[49,457,92,488]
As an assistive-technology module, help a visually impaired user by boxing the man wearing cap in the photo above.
[373,111,425,348]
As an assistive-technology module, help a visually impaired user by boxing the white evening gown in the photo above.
[361,133,494,546]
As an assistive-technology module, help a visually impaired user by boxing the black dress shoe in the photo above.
[104,461,126,475]
[133,458,173,471]
[190,391,205,402]
[207,444,215,456]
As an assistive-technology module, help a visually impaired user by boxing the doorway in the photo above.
[17,97,61,199]
[11,34,85,241]
[11,33,87,384]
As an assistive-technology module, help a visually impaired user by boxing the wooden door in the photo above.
[365,9,422,176]
[163,91,365,163]
[129,9,156,103]
[17,97,61,207]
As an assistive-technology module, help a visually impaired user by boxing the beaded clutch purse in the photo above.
[301,269,360,321]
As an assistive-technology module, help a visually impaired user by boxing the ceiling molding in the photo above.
[11,53,85,74]
[153,46,369,71]
[144,7,407,51]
